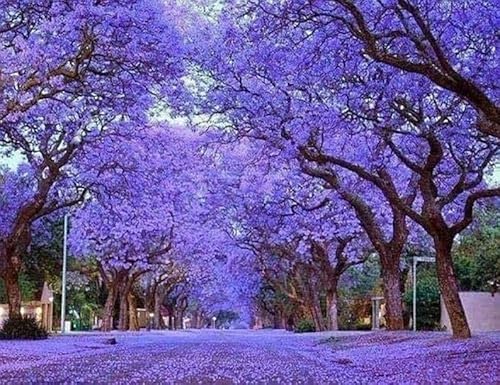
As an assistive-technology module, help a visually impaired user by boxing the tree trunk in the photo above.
[314,293,326,331]
[275,314,286,329]
[380,253,405,330]
[308,300,325,331]
[193,310,203,329]
[175,310,183,329]
[118,276,134,331]
[176,297,187,329]
[153,287,163,329]
[128,293,139,331]
[191,310,199,328]
[326,290,339,331]
[435,236,471,338]
[102,283,118,332]
[168,312,175,330]
[1,221,31,318]
[3,269,22,317]
[118,289,129,331]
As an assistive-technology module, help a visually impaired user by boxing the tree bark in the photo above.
[118,289,129,331]
[309,299,325,331]
[3,269,22,317]
[193,310,203,329]
[176,296,188,329]
[153,287,163,329]
[275,314,286,329]
[380,253,405,330]
[326,290,339,331]
[175,310,183,329]
[191,310,199,328]
[118,276,135,331]
[128,293,139,331]
[102,283,118,332]
[1,245,25,317]
[435,236,471,338]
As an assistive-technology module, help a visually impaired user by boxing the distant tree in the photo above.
[454,208,500,292]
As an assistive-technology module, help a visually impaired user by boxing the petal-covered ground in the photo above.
[0,329,498,384]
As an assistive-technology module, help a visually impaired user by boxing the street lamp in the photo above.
[212,316,217,329]
[412,256,436,331]
[60,214,69,333]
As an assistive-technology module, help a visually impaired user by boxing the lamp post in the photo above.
[212,316,217,329]
[412,256,436,331]
[60,214,69,333]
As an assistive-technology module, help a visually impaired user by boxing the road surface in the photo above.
[0,329,498,384]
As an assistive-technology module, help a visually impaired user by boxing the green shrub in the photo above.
[0,315,48,340]
[403,268,440,330]
[294,319,316,333]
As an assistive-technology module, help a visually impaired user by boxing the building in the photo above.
[0,282,54,331]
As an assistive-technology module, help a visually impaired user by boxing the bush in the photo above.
[294,319,316,333]
[0,315,48,340]
[403,268,440,330]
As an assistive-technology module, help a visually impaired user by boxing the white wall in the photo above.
[0,304,7,327]
[441,292,500,333]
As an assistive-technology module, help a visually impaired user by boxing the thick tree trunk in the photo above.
[153,288,163,329]
[118,276,134,331]
[118,289,129,331]
[177,296,188,329]
[193,310,203,329]
[315,296,326,331]
[191,310,199,328]
[435,237,471,338]
[4,269,22,317]
[168,312,175,330]
[1,219,32,318]
[274,314,286,329]
[252,313,263,329]
[301,274,326,332]
[380,253,405,330]
[102,284,118,332]
[308,299,325,331]
[128,293,139,331]
[326,289,339,331]
[175,310,183,329]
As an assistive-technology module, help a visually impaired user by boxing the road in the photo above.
[0,329,498,384]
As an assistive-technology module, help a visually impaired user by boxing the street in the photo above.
[0,329,498,384]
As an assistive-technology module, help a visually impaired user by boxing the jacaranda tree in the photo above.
[0,0,185,316]
[186,1,498,338]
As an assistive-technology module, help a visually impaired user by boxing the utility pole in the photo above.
[413,258,417,332]
[60,214,69,333]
